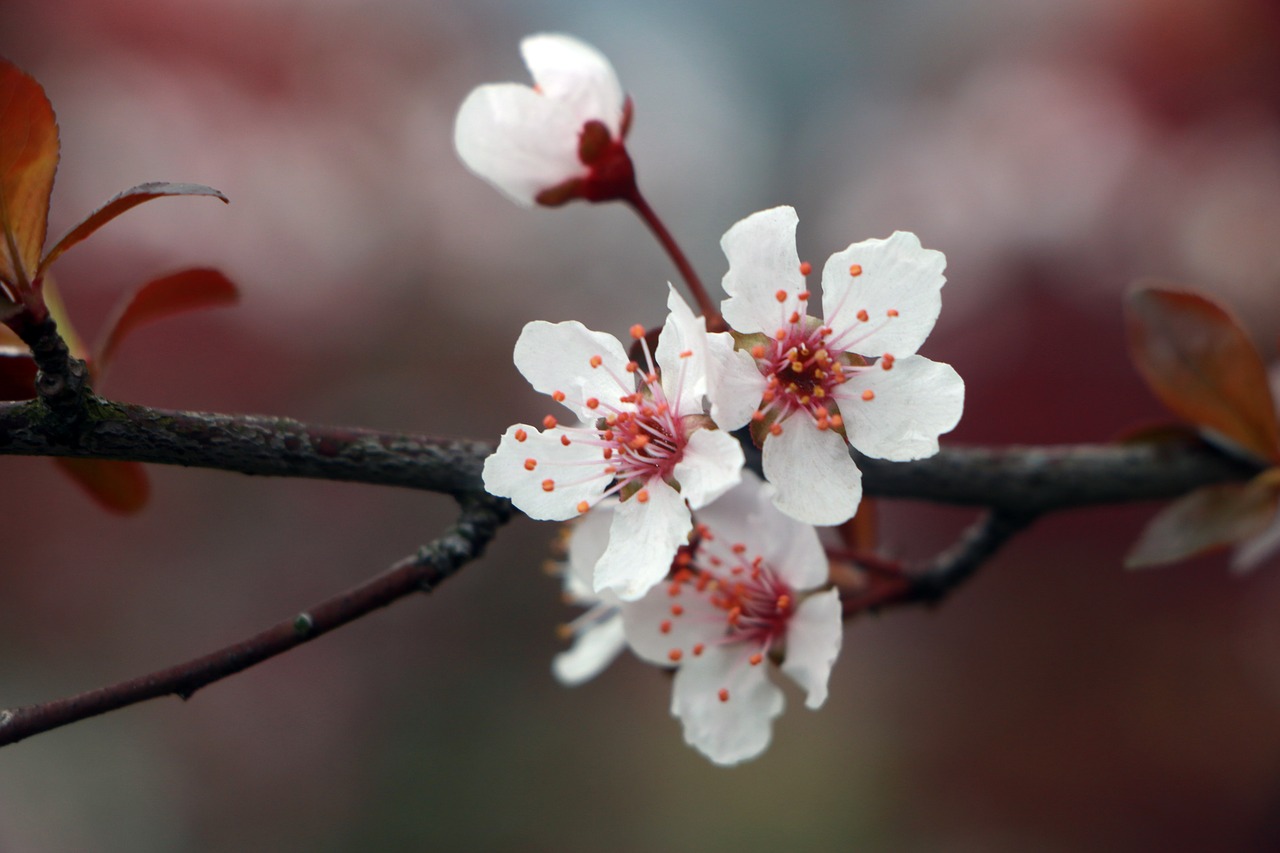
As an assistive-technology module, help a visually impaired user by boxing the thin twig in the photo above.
[0,492,512,747]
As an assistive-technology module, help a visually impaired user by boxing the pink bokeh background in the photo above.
[2,0,1280,849]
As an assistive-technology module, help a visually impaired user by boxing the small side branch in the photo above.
[0,492,512,748]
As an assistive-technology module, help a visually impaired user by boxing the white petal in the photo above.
[720,206,806,335]
[553,613,627,686]
[762,417,863,525]
[482,424,606,520]
[521,34,624,136]
[694,471,828,591]
[780,589,843,709]
[671,645,784,766]
[1232,508,1280,573]
[454,82,586,206]
[655,285,710,414]
[833,354,964,461]
[705,333,768,431]
[513,320,632,420]
[594,479,690,600]
[672,428,744,510]
[565,503,617,600]
[822,231,946,358]
[621,581,723,666]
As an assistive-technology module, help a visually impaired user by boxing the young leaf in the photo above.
[1126,471,1280,568]
[1126,285,1280,464]
[94,267,239,376]
[53,457,151,514]
[0,58,59,293]
[38,182,228,276]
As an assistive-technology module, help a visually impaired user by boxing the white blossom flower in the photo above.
[454,33,636,207]
[483,287,744,600]
[706,206,965,525]
[621,470,841,766]
[551,504,627,685]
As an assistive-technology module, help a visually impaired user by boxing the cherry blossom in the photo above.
[454,33,636,207]
[621,471,841,766]
[483,287,744,600]
[706,206,965,525]
[551,504,627,685]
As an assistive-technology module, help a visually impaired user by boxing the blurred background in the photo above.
[2,0,1280,849]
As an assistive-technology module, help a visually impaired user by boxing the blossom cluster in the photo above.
[458,34,964,764]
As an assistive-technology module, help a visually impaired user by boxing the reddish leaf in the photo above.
[0,346,35,399]
[1126,470,1280,569]
[53,457,151,514]
[94,267,240,375]
[1126,285,1280,463]
[0,59,59,292]
[38,182,228,276]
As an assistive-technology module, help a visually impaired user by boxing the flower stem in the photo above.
[625,190,721,327]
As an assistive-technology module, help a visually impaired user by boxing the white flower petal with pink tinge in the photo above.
[833,354,964,461]
[671,429,744,509]
[671,645,785,766]
[454,34,623,206]
[482,424,607,520]
[621,582,724,666]
[780,589,842,709]
[720,206,806,335]
[655,285,711,414]
[553,612,626,686]
[705,332,768,432]
[593,479,691,601]
[513,320,631,420]
[762,417,863,525]
[822,231,946,359]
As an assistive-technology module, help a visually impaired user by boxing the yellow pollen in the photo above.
[636,489,650,503]
[589,354,603,368]
[541,479,555,492]
[630,324,645,339]
[542,415,558,429]
[856,309,869,322]
[775,289,788,303]
[849,263,863,276]
[814,388,826,398]
[799,261,812,275]
[514,429,528,442]
[862,389,875,401]
[552,390,566,402]
[718,688,729,702]
[523,458,537,471]
[749,653,764,666]
[814,369,826,379]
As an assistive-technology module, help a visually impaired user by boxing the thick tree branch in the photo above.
[0,491,512,747]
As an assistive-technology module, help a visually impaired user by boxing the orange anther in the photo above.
[514,429,528,442]
[718,688,729,702]
[775,289,788,303]
[668,649,683,662]
[799,261,812,276]
[728,606,742,625]
[693,643,705,656]
[625,361,639,373]
[636,489,650,503]
[776,595,791,611]
[629,435,650,450]
[768,423,783,436]
[731,543,746,554]
[798,290,811,301]
[603,447,614,459]
[523,458,537,471]
[671,604,684,616]
[586,397,600,409]
[751,344,766,359]
[749,653,764,666]
[830,414,844,428]
[679,349,693,359]
[862,389,875,401]
[552,390,566,402]
[848,263,863,276]
[576,501,590,514]
[589,354,603,368]
[887,308,899,317]
[560,434,571,446]
[751,411,765,422]
[630,324,645,339]
[543,415,558,429]
[788,311,801,324]
[856,309,869,322]
[660,620,672,634]
[541,479,555,492]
